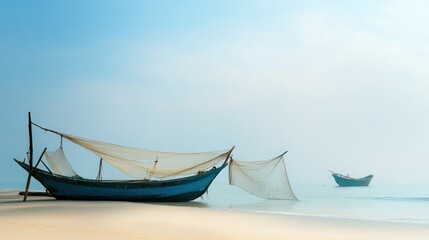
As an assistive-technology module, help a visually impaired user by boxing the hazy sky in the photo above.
[1,1,429,187]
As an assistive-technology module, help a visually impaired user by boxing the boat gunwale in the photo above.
[15,159,227,187]
[330,171,373,181]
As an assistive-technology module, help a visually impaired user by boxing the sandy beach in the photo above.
[0,190,427,240]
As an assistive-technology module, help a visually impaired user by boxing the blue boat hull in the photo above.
[332,173,373,187]
[15,160,226,202]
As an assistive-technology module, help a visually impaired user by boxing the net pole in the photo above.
[96,158,103,181]
[23,112,33,202]
[276,150,288,158]
[224,146,235,165]
[34,147,47,169]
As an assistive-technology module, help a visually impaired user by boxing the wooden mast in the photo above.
[23,112,33,202]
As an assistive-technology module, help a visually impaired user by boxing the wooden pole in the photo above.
[225,146,235,185]
[34,147,47,169]
[223,146,235,165]
[277,150,288,158]
[96,158,103,181]
[23,112,33,202]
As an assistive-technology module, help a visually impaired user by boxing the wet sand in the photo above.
[0,190,427,240]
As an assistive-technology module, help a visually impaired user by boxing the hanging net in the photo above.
[229,154,297,200]
[53,132,231,179]
[44,147,80,178]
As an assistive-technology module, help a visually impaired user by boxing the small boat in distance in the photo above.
[330,171,373,187]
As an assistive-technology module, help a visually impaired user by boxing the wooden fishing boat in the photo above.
[15,160,226,202]
[15,113,233,202]
[330,171,373,187]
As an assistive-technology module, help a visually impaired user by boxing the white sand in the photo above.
[0,190,427,240]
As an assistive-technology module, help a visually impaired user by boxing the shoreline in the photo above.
[1,190,428,240]
[232,209,429,225]
[2,189,428,225]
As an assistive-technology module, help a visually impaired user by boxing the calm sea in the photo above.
[204,182,429,224]
[2,180,429,224]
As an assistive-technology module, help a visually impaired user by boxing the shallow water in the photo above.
[203,182,429,224]
[2,180,429,224]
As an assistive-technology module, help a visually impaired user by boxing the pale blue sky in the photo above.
[2,1,429,187]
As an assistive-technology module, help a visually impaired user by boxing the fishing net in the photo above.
[229,154,297,200]
[44,147,80,178]
[56,133,231,179]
